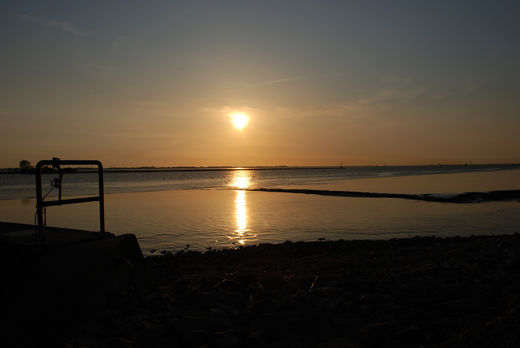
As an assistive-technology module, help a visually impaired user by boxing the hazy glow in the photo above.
[230,112,249,130]
[1,2,519,167]
[229,171,252,189]
[234,190,247,245]
[229,171,253,246]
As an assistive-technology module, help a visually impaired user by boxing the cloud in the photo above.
[202,105,260,116]
[356,75,426,105]
[357,87,426,105]
[227,76,304,93]
[204,74,427,122]
[246,76,304,88]
[19,14,90,36]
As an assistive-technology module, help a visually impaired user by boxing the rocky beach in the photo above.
[54,233,520,347]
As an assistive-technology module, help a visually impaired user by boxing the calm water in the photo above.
[2,165,518,200]
[1,166,519,254]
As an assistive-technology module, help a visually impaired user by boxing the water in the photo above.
[1,165,519,254]
[2,165,518,200]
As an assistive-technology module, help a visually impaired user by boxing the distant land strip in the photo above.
[1,163,519,174]
[248,188,520,203]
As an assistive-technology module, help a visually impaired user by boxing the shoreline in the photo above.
[59,233,520,347]
[1,163,519,175]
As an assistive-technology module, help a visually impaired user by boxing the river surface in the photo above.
[1,165,519,254]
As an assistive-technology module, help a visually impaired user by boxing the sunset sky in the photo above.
[1,1,519,167]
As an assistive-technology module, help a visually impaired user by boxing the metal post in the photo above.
[97,161,105,233]
[35,161,45,242]
[35,158,106,240]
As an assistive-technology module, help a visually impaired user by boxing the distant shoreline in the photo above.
[1,163,519,174]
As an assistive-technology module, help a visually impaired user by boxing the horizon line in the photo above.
[2,162,519,172]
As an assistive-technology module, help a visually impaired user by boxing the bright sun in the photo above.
[230,112,249,130]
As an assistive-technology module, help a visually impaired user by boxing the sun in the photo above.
[230,112,249,130]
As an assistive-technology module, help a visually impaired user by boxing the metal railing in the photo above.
[35,158,105,242]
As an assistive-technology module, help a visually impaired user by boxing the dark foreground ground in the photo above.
[35,234,520,347]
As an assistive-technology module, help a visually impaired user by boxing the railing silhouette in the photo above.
[35,158,105,242]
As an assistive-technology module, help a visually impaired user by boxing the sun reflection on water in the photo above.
[229,170,253,189]
[229,170,255,246]
[234,190,247,245]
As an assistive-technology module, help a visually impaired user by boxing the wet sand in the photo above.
[60,233,520,347]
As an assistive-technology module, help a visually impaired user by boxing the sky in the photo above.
[1,0,519,167]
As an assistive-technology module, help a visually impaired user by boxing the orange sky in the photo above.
[1,1,519,167]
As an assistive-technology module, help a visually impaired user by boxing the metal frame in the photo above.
[35,158,105,241]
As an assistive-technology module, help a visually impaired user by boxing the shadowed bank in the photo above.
[3,220,520,347]
[0,222,147,347]
[84,235,520,347]
[248,188,520,203]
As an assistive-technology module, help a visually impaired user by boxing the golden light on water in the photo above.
[230,112,249,130]
[229,170,255,246]
[230,170,252,189]
[234,190,247,245]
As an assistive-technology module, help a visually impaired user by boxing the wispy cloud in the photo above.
[205,74,427,121]
[247,76,304,88]
[357,87,426,105]
[19,14,90,36]
[354,75,427,105]
[202,105,260,115]
[227,76,304,93]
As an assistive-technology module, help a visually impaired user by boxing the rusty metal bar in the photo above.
[41,196,101,207]
[35,158,105,242]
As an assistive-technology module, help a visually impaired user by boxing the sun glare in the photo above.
[230,112,249,130]
[230,171,252,189]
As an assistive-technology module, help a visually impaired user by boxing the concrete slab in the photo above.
[0,222,149,345]
[0,221,112,247]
